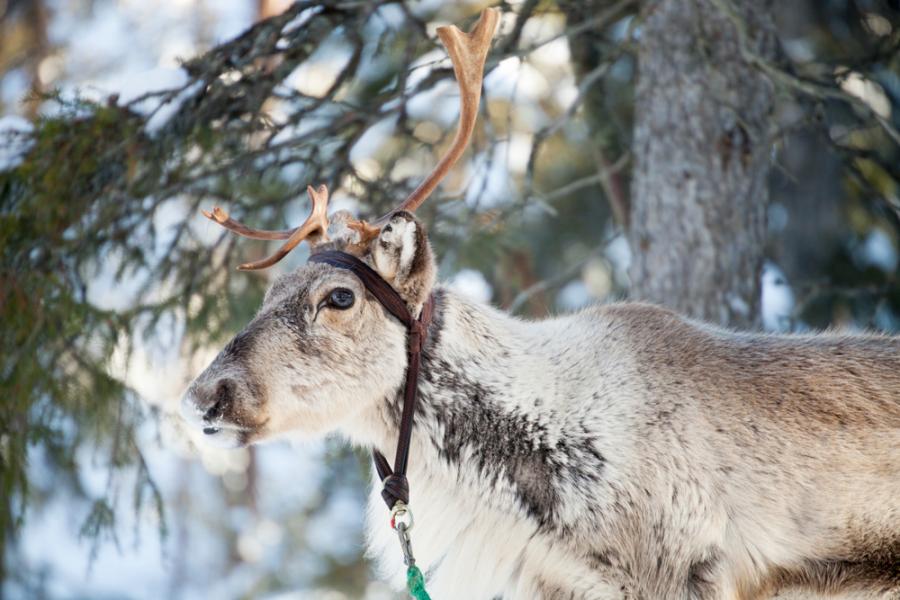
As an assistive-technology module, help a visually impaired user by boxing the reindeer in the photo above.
[182,9,900,600]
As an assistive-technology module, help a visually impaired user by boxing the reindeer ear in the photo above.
[370,211,436,315]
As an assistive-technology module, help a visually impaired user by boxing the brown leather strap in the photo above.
[309,250,434,509]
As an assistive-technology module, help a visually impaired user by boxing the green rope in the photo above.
[406,565,431,600]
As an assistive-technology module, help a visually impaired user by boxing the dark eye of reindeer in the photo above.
[328,288,355,309]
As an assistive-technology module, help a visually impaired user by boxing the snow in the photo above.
[282,7,324,34]
[406,79,460,128]
[484,56,550,103]
[448,269,493,303]
[557,279,592,311]
[145,79,205,135]
[404,49,445,93]
[114,67,191,109]
[9,412,351,599]
[0,115,34,172]
[761,262,795,332]
[1,68,29,109]
[464,143,517,209]
[349,115,399,176]
[604,234,631,287]
[282,35,355,98]
[23,0,255,122]
[857,228,898,272]
[499,133,533,174]
[372,4,405,29]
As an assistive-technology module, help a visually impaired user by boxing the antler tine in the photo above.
[200,206,297,240]
[372,7,500,226]
[203,185,330,271]
[236,184,330,271]
[201,207,295,240]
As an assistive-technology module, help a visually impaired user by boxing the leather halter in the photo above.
[308,250,434,510]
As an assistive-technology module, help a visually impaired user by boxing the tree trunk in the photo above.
[629,0,776,328]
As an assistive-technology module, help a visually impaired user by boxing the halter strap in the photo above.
[309,250,434,509]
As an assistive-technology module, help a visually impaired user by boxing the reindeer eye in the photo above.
[328,288,355,309]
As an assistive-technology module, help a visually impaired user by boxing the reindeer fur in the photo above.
[184,214,900,600]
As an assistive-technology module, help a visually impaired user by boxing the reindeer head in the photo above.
[181,9,499,448]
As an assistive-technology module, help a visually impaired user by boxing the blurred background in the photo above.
[1,0,898,598]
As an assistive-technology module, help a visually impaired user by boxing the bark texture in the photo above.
[629,0,776,328]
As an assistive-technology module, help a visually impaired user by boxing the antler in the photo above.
[203,184,330,270]
[202,8,499,267]
[371,7,499,227]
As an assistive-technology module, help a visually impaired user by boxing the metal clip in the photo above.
[395,521,416,567]
[391,502,416,567]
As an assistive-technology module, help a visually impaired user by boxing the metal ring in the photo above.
[391,502,414,531]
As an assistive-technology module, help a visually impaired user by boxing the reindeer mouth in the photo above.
[180,392,257,448]
[191,422,253,449]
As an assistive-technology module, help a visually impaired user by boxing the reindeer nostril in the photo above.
[203,379,234,421]
[204,401,224,421]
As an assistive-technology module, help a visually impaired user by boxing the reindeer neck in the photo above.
[340,287,577,512]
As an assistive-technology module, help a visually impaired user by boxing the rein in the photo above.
[308,250,433,600]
